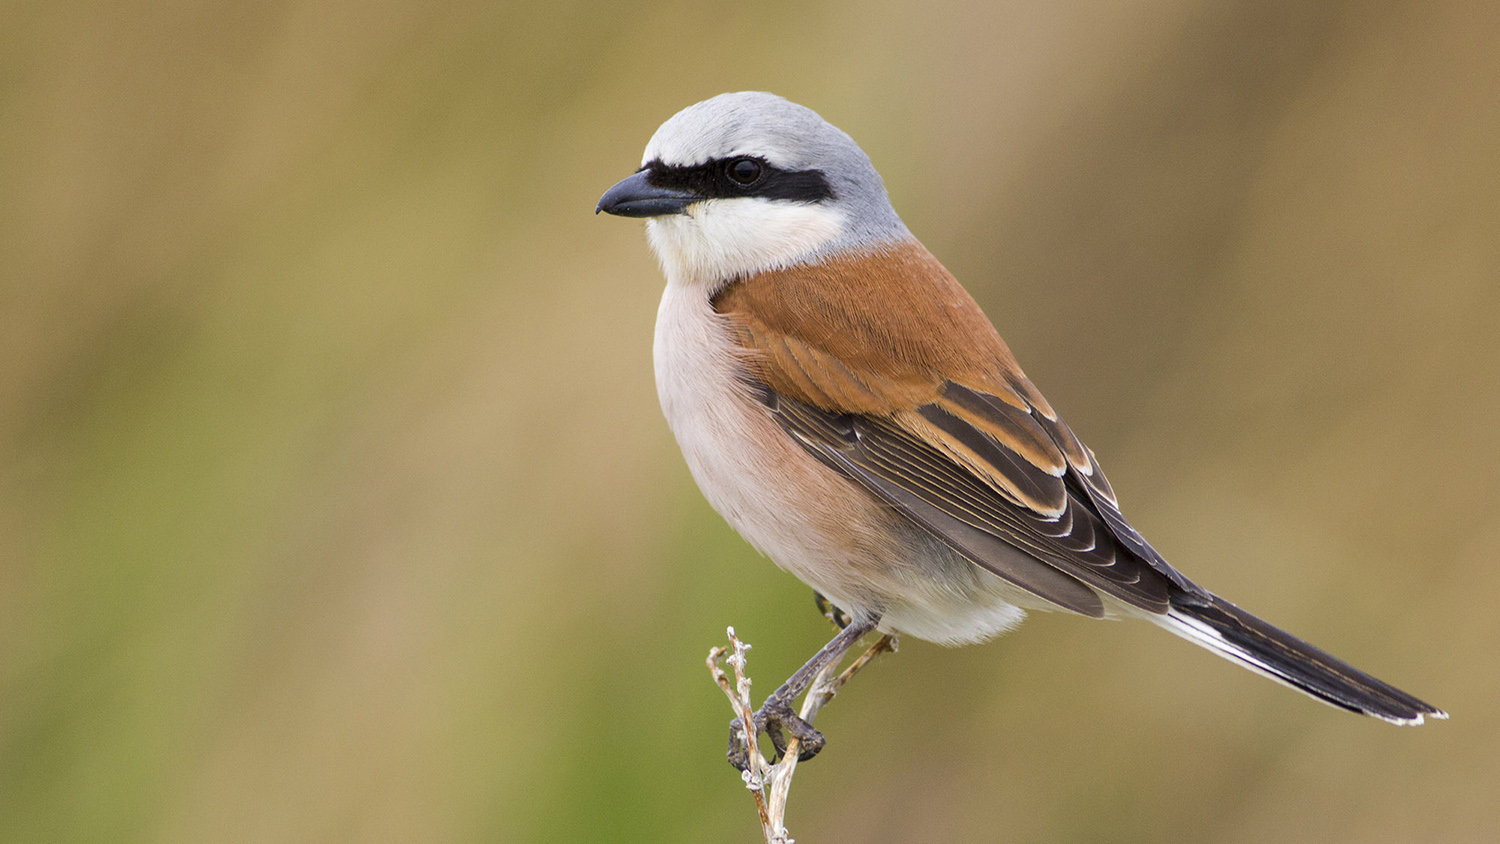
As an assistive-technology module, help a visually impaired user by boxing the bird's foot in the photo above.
[813,591,852,630]
[727,697,826,771]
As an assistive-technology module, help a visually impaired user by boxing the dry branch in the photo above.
[708,626,897,843]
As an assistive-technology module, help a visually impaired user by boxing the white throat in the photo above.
[645,198,846,287]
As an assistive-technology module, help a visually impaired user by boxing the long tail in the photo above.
[1154,592,1446,725]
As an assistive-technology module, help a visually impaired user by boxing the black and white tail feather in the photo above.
[1155,592,1446,725]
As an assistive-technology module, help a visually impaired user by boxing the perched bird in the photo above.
[597,92,1444,765]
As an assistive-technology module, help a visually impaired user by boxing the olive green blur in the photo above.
[2,1,1497,842]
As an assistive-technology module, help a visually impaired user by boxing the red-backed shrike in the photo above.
[598,92,1443,765]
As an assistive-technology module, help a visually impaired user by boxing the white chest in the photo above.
[651,283,854,586]
[652,283,793,548]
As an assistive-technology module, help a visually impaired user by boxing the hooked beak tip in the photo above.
[596,170,699,218]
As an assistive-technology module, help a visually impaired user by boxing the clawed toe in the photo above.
[726,699,827,770]
[762,698,825,762]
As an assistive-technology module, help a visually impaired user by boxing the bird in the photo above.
[596,91,1444,767]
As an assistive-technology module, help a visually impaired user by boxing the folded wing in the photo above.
[712,241,1206,617]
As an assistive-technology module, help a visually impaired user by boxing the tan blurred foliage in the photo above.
[1,1,1497,842]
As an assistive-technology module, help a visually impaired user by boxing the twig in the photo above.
[707,626,898,843]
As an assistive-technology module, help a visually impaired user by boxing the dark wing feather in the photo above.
[945,381,1210,601]
[766,388,1106,616]
[758,380,1179,615]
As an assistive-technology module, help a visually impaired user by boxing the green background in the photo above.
[3,1,1497,841]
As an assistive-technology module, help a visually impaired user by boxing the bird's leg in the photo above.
[728,611,880,770]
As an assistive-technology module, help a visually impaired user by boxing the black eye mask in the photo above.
[641,156,836,204]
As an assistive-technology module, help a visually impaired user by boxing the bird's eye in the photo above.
[726,158,763,186]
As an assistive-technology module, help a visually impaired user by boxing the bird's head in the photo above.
[597,92,910,286]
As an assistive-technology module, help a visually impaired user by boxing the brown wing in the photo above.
[714,240,1207,616]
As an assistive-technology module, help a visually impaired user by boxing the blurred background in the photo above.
[2,1,1497,841]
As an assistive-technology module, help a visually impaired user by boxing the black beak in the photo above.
[596,170,699,217]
